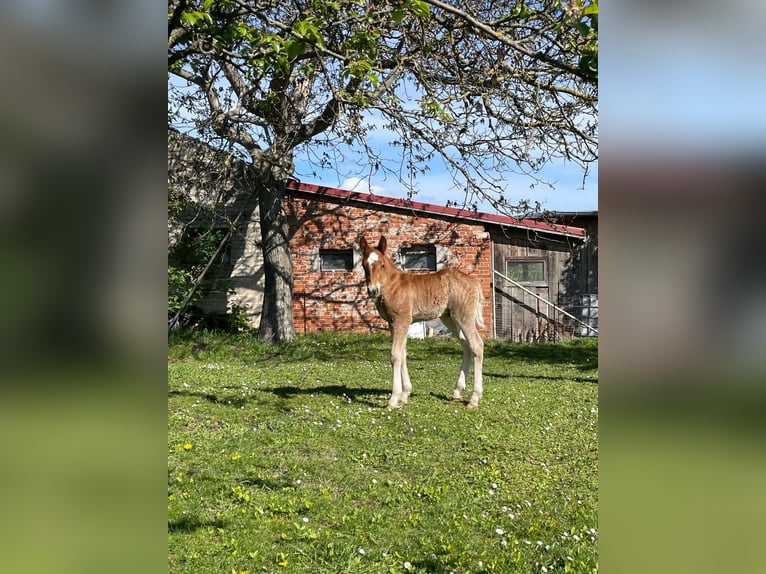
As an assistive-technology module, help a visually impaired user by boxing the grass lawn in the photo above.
[168,332,598,573]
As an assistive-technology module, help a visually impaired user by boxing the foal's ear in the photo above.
[359,236,368,252]
[377,236,387,254]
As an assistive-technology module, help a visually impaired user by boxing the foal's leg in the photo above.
[388,321,410,409]
[461,323,484,408]
[441,313,471,401]
[400,337,413,404]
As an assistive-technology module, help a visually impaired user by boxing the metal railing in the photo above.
[493,271,598,341]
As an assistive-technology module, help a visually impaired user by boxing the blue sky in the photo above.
[293,130,598,215]
[295,155,598,215]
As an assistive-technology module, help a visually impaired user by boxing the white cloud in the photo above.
[340,177,387,195]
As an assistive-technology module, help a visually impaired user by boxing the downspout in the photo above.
[490,237,496,339]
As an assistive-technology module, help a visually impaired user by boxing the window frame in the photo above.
[504,258,547,286]
[401,244,437,271]
[319,248,354,272]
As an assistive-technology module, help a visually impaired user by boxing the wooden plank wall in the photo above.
[490,228,582,341]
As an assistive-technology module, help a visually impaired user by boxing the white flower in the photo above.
[495,528,505,535]
[404,561,412,570]
[358,548,365,555]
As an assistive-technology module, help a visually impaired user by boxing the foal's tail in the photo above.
[475,284,486,329]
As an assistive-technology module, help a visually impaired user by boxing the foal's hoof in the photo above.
[466,402,479,409]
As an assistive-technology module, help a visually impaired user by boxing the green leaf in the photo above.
[285,40,304,61]
[292,17,326,48]
[576,21,591,37]
[407,0,430,19]
[392,9,403,25]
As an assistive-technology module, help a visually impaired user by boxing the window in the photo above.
[505,259,546,284]
[402,245,436,271]
[173,227,231,268]
[320,249,353,272]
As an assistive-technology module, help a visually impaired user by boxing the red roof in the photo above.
[286,180,586,238]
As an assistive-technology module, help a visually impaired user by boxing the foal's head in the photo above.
[359,235,390,299]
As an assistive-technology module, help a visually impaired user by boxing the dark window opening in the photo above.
[320,249,354,272]
[402,245,437,271]
[172,227,231,269]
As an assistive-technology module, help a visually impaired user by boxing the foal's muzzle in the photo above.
[367,284,381,299]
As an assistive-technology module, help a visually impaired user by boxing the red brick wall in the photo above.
[286,194,493,337]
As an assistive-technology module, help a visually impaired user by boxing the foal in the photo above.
[359,235,485,409]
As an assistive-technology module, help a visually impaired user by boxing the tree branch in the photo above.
[421,0,594,82]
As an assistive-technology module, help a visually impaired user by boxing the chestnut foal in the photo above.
[359,235,485,409]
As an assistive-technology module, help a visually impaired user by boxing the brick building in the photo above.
[286,181,495,336]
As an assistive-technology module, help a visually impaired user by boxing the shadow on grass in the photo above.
[264,384,389,407]
[484,340,598,371]
[236,475,293,490]
[266,385,479,408]
[427,391,467,405]
[484,372,598,384]
[168,516,226,533]
[169,389,251,408]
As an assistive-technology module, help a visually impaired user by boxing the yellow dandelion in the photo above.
[183,443,193,450]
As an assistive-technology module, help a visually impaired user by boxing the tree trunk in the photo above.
[255,155,296,343]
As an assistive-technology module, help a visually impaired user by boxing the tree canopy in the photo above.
[168,0,597,340]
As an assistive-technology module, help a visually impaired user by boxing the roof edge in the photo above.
[286,180,586,238]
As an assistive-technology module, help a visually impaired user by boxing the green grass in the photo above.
[168,332,598,573]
